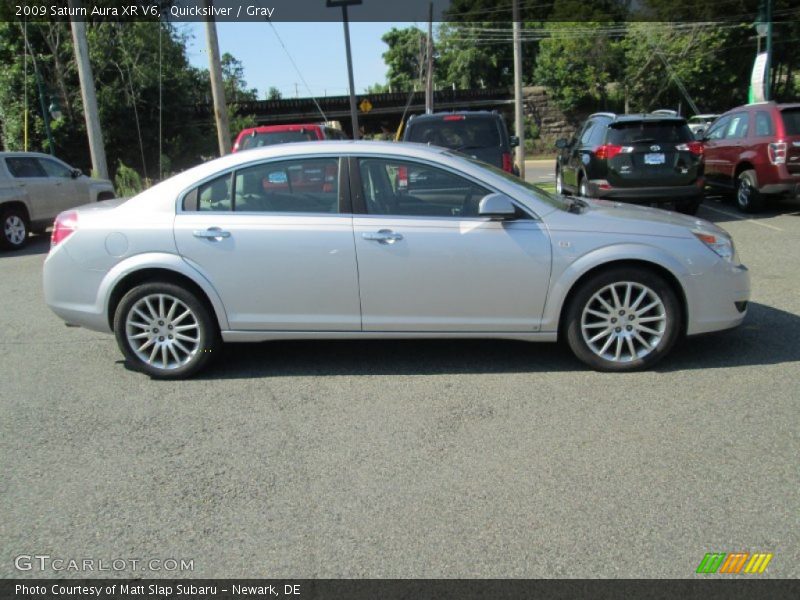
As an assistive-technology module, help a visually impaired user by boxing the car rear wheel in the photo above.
[114,282,219,379]
[736,170,765,213]
[1,208,29,250]
[579,176,589,198]
[565,267,682,371]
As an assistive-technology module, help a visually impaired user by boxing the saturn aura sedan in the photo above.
[43,141,749,378]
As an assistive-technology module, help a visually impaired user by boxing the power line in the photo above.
[266,20,328,122]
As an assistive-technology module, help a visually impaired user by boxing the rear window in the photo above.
[406,117,501,150]
[239,130,318,150]
[780,109,800,136]
[606,121,692,145]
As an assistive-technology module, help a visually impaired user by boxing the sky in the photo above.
[181,22,417,99]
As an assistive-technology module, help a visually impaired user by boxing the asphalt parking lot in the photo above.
[1,195,798,579]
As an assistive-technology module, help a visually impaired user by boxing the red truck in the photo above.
[232,123,348,153]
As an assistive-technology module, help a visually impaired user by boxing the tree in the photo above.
[534,22,624,112]
[266,86,282,100]
[220,52,258,102]
[381,27,428,92]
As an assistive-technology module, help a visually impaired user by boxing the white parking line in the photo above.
[701,204,784,232]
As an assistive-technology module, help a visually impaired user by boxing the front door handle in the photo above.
[362,229,403,244]
[193,227,231,241]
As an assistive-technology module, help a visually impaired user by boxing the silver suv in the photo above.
[1,152,115,250]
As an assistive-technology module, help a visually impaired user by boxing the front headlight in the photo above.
[692,229,735,262]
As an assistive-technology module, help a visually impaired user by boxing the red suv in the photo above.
[232,123,348,152]
[702,102,800,212]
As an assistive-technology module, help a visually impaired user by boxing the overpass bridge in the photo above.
[191,88,513,138]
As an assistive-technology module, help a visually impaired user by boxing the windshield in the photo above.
[240,130,318,150]
[444,151,571,212]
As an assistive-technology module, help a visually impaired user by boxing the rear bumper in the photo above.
[587,180,703,203]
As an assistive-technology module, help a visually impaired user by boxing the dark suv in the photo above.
[403,111,519,174]
[702,101,800,212]
[555,112,705,214]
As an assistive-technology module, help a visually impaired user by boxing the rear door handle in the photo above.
[193,227,231,241]
[362,229,403,244]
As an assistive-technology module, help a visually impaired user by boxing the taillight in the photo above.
[397,166,408,189]
[677,141,704,156]
[595,144,624,160]
[502,152,513,173]
[51,211,78,247]
[768,142,787,165]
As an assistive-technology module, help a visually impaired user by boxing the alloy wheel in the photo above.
[125,293,201,371]
[4,215,26,246]
[580,281,667,363]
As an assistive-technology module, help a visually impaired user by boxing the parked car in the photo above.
[0,152,115,250]
[232,123,348,152]
[402,111,520,175]
[701,101,800,212]
[43,141,748,378]
[555,112,705,214]
[687,114,720,138]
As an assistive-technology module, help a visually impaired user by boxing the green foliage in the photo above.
[365,82,390,94]
[381,27,428,92]
[266,86,282,100]
[114,160,143,197]
[534,22,624,112]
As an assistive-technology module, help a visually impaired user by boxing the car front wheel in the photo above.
[736,170,764,213]
[565,267,682,371]
[1,208,29,250]
[579,176,589,198]
[114,282,220,379]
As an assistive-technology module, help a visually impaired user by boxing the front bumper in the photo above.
[683,260,750,336]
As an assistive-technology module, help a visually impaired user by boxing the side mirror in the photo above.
[509,135,519,148]
[555,138,568,149]
[478,193,517,220]
[71,168,82,179]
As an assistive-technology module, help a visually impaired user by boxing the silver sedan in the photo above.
[43,141,749,378]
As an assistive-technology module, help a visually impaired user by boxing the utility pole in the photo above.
[204,0,232,155]
[69,0,108,179]
[425,2,434,114]
[765,0,773,100]
[512,0,524,179]
[327,0,361,140]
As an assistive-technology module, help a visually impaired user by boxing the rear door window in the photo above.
[235,157,339,213]
[607,121,692,145]
[6,157,47,178]
[38,158,73,178]
[725,113,749,139]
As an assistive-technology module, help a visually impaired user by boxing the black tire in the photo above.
[735,170,765,213]
[675,196,702,215]
[555,166,568,195]
[1,207,29,250]
[578,174,589,198]
[564,266,682,372]
[113,281,220,379]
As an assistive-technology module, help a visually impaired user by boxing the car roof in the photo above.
[408,111,502,122]
[0,151,61,159]
[240,124,324,134]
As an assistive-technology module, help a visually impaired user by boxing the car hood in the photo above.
[545,198,730,239]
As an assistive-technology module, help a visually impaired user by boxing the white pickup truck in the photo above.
[1,152,115,249]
